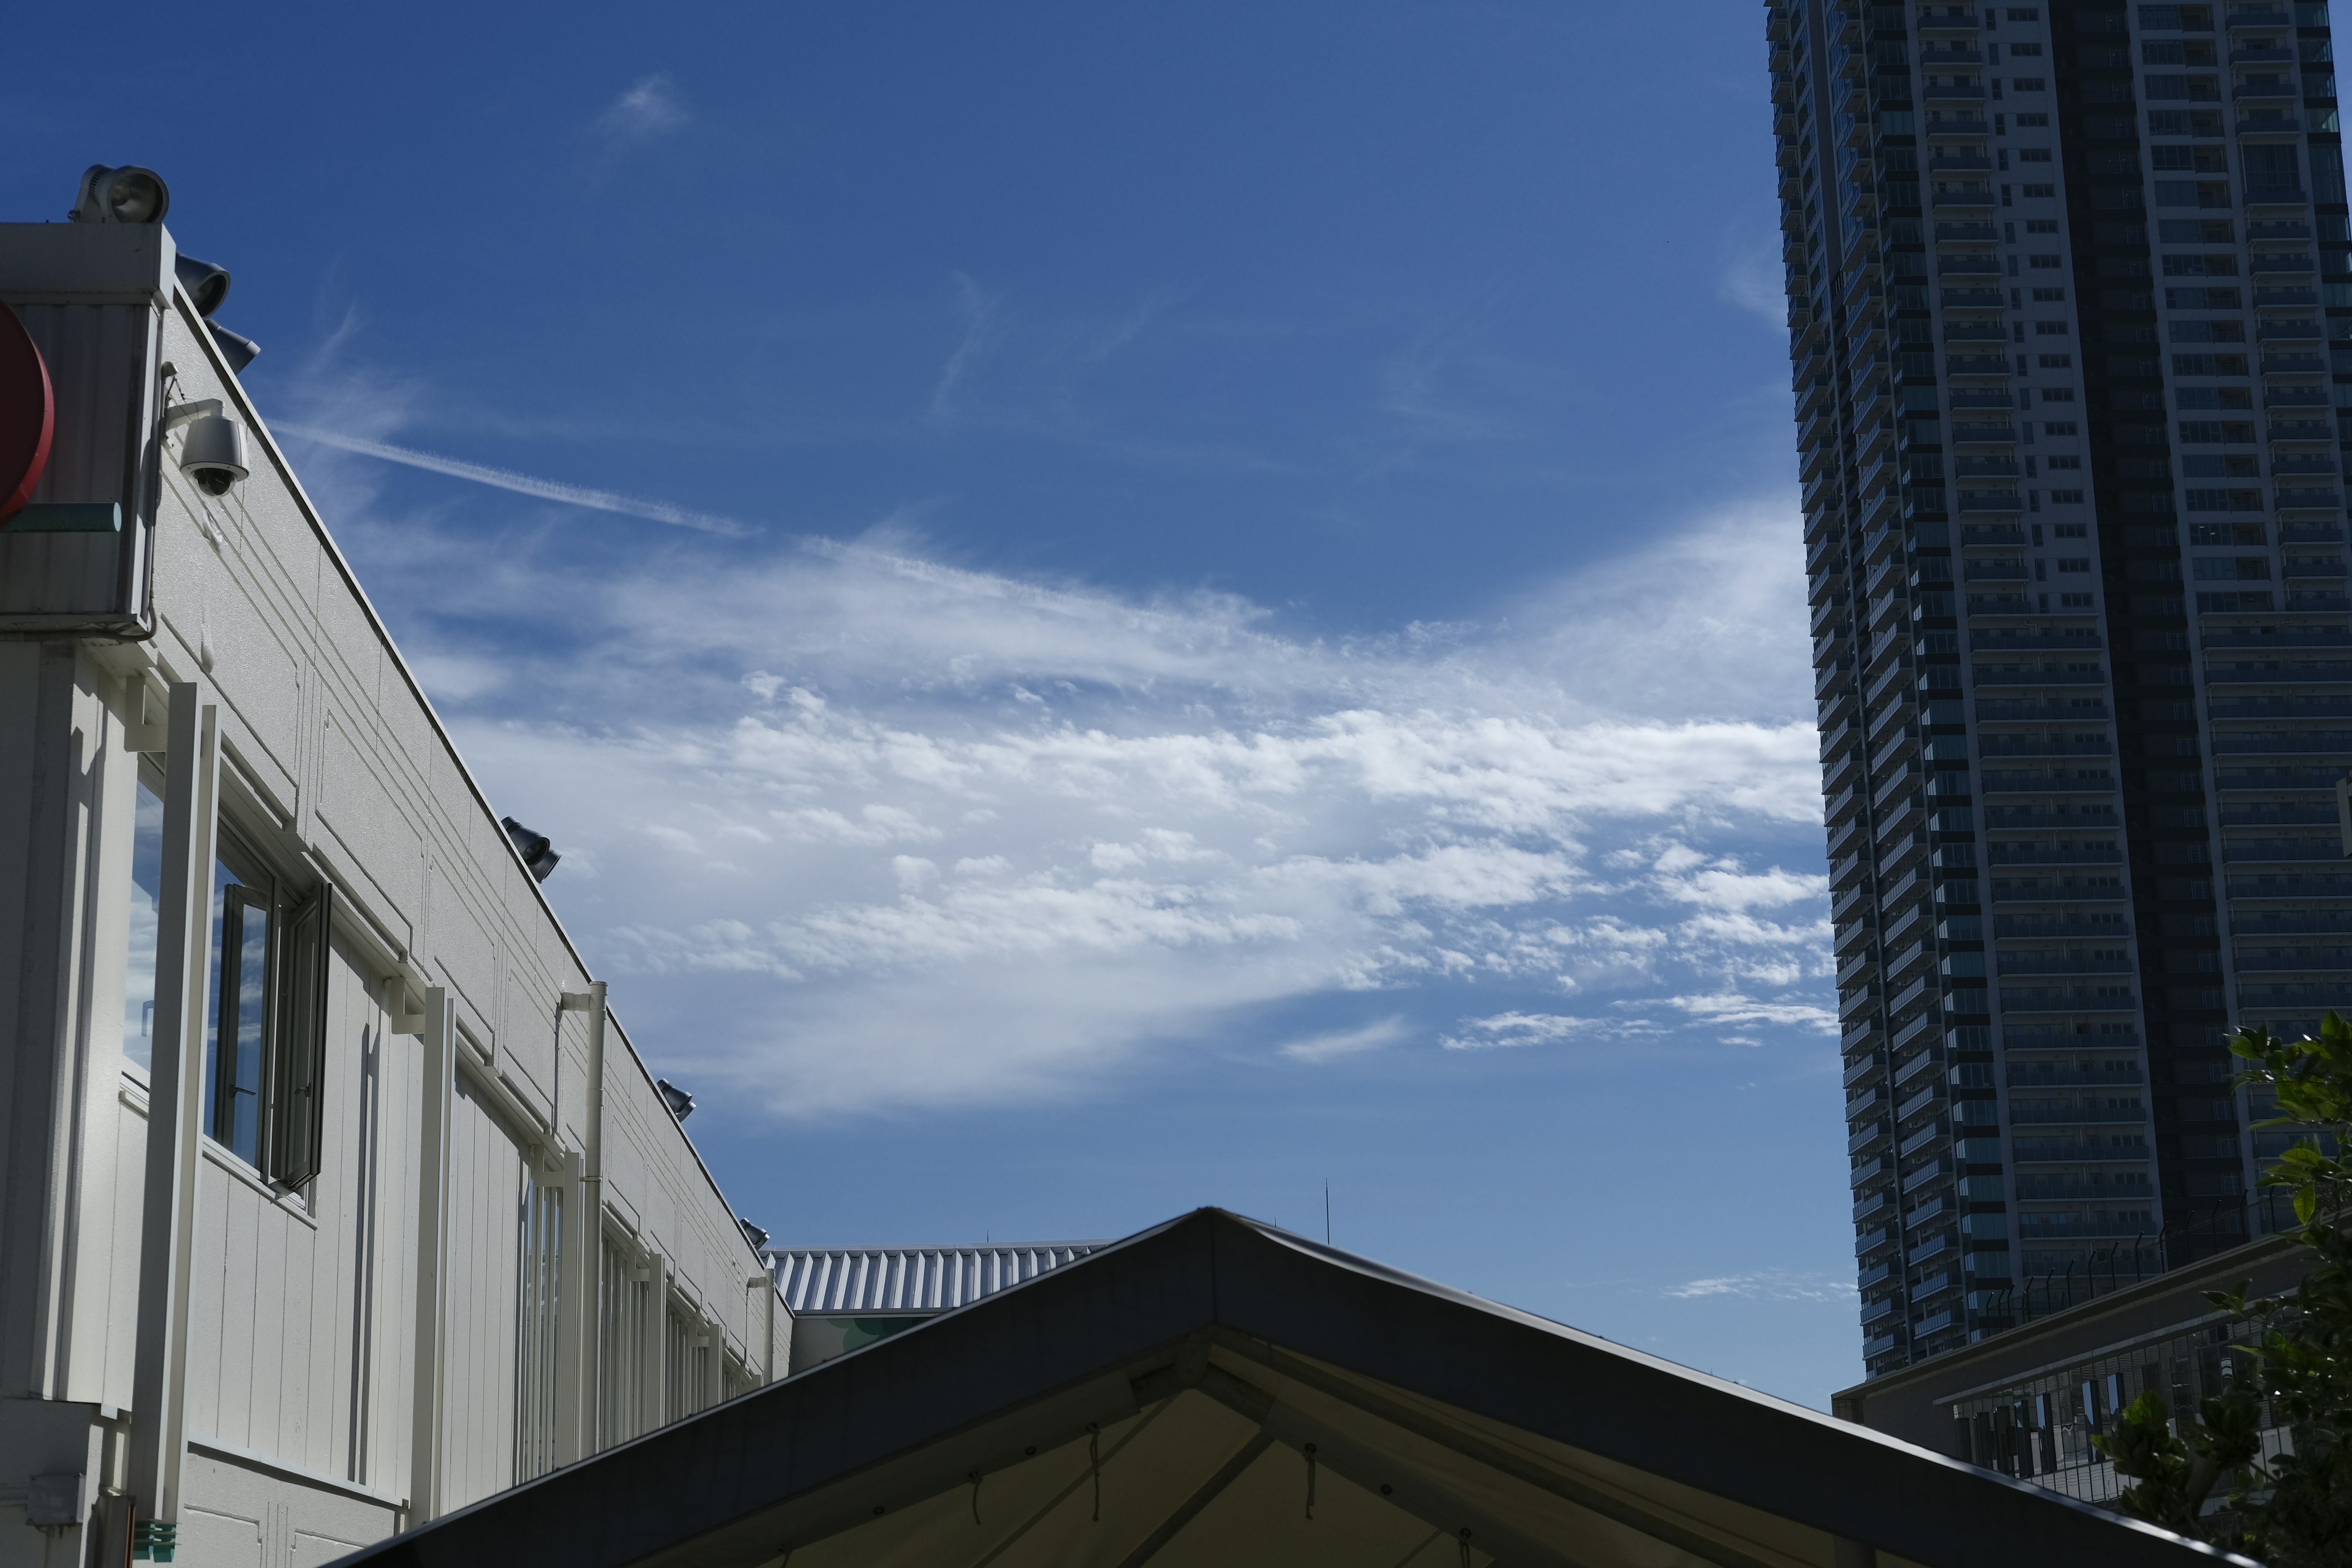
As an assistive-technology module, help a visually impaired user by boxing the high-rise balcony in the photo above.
[2265,386,2331,407]
[1953,455,2019,478]
[2225,6,2293,28]
[1932,186,1996,210]
[2238,113,2304,137]
[1959,523,2027,548]
[2212,695,2352,718]
[2015,1179,2156,1202]
[2280,522,2346,543]
[2225,836,2348,861]
[1977,699,2111,722]
[1924,114,1991,138]
[2232,43,2297,65]
[1962,559,2029,581]
[1928,152,1993,175]
[2015,1216,2159,1240]
[1986,842,2124,865]
[2233,76,2301,103]
[1819,714,1861,759]
[2269,418,2334,442]
[2274,454,2340,475]
[1919,45,1984,66]
[2223,803,2341,826]
[1999,957,2135,981]
[2261,353,2328,374]
[2008,1098,2147,1125]
[1942,320,2005,342]
[2242,982,2352,1008]
[1934,221,2000,242]
[2258,318,2323,342]
[1803,530,1845,578]
[1978,733,2114,757]
[1956,488,2024,513]
[1923,82,1987,101]
[2251,253,2318,274]
[1916,6,1981,32]
[2236,949,2352,971]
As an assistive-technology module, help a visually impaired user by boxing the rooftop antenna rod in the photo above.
[1324,1181,1331,1245]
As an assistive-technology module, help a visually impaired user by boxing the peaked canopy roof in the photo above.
[339,1209,2252,1568]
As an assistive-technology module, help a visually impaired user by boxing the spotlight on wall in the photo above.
[162,399,249,496]
[173,254,232,317]
[738,1218,769,1250]
[206,323,260,374]
[657,1079,695,1121]
[70,165,169,225]
[500,816,561,883]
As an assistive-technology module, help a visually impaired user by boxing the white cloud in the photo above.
[1665,1270,1854,1303]
[1660,993,1839,1035]
[1439,1012,1630,1051]
[1717,231,1789,333]
[600,74,687,138]
[286,393,1829,1118]
[1280,1017,1411,1063]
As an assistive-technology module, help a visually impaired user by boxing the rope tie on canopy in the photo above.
[1303,1442,1317,1520]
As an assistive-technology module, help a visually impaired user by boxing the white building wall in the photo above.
[0,222,788,1566]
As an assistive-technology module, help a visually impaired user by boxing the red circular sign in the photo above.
[0,299,55,527]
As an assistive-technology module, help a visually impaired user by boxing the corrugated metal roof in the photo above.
[767,1243,1107,1315]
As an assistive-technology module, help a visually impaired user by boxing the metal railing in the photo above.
[1977,1189,2298,1332]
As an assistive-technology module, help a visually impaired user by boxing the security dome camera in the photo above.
[177,410,249,496]
[71,165,169,225]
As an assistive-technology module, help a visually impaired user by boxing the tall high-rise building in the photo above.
[1771,0,2350,1378]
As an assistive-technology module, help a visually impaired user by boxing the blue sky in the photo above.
[14,2,1875,1400]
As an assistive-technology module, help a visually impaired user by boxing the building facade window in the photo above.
[124,771,164,1073]
[202,827,333,1185]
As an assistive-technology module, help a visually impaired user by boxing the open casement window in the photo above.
[203,829,333,1187]
[268,881,333,1188]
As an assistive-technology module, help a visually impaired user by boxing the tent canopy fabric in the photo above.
[336,1210,2254,1568]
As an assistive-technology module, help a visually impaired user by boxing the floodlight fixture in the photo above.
[71,165,168,224]
[501,816,561,882]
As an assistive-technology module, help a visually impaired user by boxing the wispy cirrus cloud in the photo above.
[279,361,1828,1118]
[1280,1017,1412,1063]
[1716,230,1789,333]
[276,424,753,536]
[1665,1270,1854,1304]
[599,74,687,139]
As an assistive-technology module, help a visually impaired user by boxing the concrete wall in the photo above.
[0,223,787,1565]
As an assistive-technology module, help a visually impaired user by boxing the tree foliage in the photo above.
[2089,1011,2352,1564]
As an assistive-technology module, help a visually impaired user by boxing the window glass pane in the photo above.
[201,859,233,1134]
[123,777,164,1073]
[225,894,270,1162]
[202,851,271,1165]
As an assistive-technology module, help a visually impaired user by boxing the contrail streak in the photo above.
[275,424,755,538]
